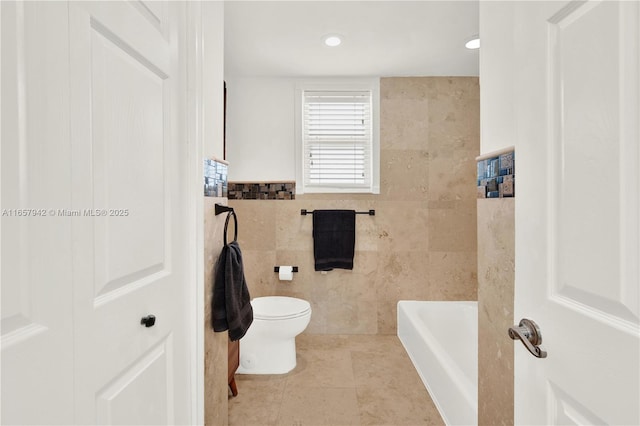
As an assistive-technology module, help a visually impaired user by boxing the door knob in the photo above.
[140,315,156,328]
[508,318,547,358]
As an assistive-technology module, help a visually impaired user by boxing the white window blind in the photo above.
[302,91,372,190]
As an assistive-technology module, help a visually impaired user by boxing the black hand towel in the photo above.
[212,241,253,341]
[312,209,356,271]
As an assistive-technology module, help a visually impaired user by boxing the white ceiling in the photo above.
[224,1,479,78]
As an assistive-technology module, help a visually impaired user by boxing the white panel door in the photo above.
[69,1,190,424]
[1,2,74,423]
[514,1,639,424]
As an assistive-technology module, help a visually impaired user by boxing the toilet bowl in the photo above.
[237,296,312,374]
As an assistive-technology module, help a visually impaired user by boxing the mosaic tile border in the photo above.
[477,149,515,198]
[204,158,228,197]
[228,182,295,200]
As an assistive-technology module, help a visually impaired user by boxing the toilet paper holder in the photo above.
[274,266,298,273]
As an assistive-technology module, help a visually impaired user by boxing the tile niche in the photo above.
[477,148,515,198]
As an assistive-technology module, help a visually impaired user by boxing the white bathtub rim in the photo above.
[398,335,457,426]
[397,300,478,426]
[398,320,477,420]
[398,304,477,424]
[400,301,477,405]
[414,320,476,409]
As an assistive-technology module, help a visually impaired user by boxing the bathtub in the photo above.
[397,301,478,426]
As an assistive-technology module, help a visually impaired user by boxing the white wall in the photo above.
[225,77,297,181]
[194,3,225,424]
[479,1,515,155]
[203,2,225,159]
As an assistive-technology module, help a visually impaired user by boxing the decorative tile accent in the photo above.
[228,182,295,200]
[477,150,515,199]
[204,158,228,197]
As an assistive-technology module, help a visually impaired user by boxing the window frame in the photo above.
[295,79,380,194]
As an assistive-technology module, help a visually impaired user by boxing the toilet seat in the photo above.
[251,296,311,320]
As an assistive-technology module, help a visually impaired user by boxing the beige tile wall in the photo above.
[230,77,479,335]
[204,197,231,425]
[477,198,515,426]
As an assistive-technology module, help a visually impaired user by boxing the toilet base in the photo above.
[237,337,297,375]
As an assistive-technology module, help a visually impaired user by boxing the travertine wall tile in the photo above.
[427,251,478,300]
[375,201,428,252]
[229,77,479,336]
[380,98,429,150]
[428,152,478,202]
[478,198,515,426]
[374,250,434,334]
[204,197,230,426]
[379,150,430,201]
[380,77,430,100]
[239,249,277,299]
[311,260,379,335]
[229,200,276,251]
[429,99,480,144]
[428,201,478,252]
[274,201,312,252]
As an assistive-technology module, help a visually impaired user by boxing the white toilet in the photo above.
[237,296,312,374]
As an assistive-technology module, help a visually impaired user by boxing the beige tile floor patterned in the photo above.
[228,334,444,426]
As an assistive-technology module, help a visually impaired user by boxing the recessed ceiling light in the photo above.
[323,35,342,47]
[465,36,480,50]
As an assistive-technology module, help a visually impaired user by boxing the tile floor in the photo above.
[228,334,444,426]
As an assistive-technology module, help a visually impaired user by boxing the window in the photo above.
[295,80,379,194]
